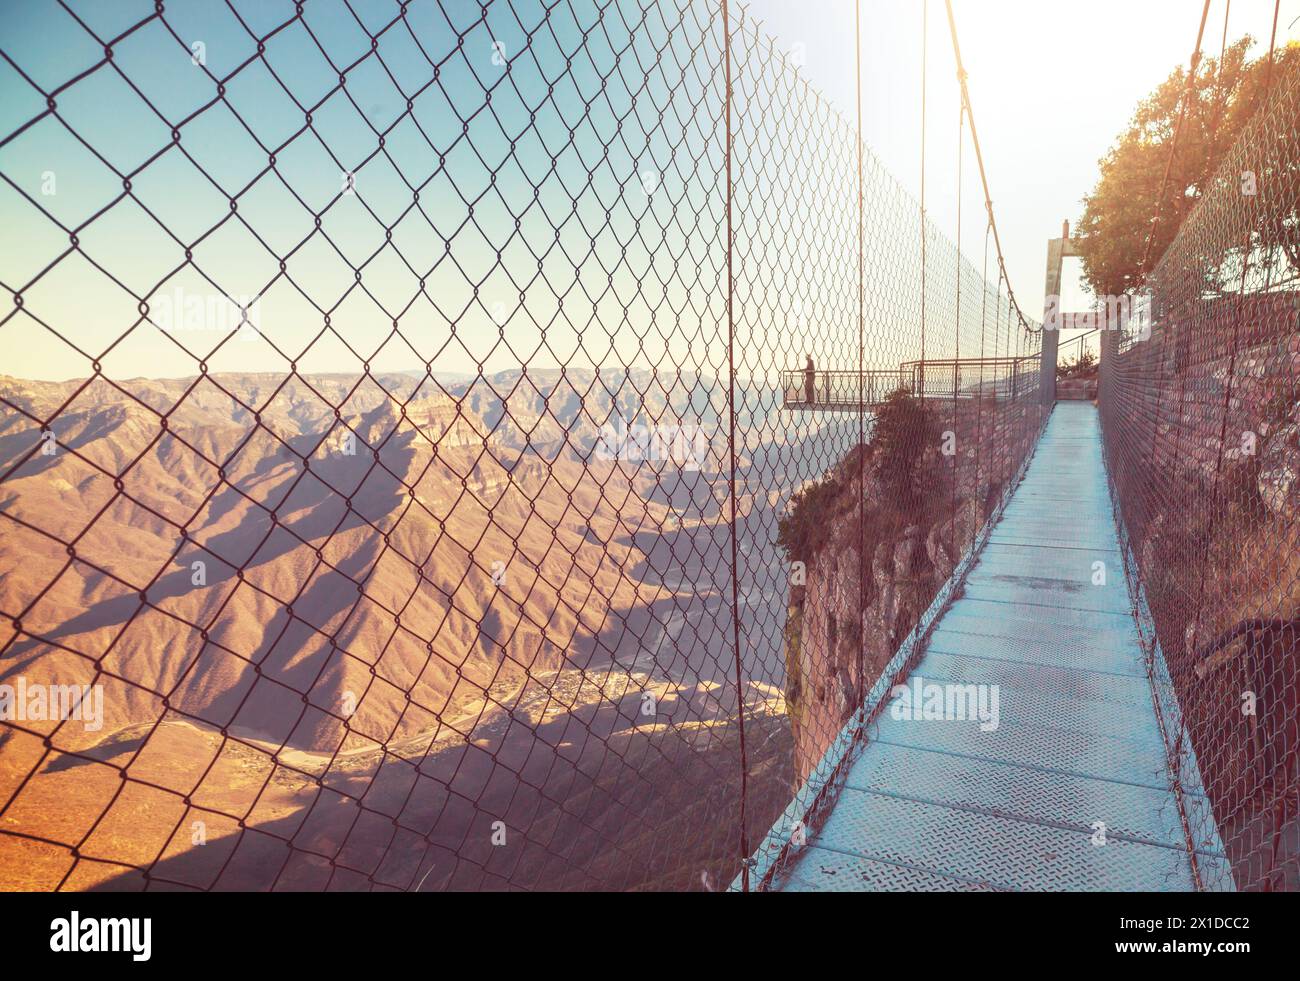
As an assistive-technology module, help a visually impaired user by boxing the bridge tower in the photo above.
[1039,218,1084,405]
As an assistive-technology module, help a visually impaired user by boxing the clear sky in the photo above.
[3,0,722,380]
[2,0,1297,381]
[744,0,1300,314]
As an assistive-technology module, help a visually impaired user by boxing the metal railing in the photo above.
[781,355,1041,409]
[1055,326,1101,378]
[779,368,910,408]
[900,355,1040,401]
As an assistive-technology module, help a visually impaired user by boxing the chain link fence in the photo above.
[0,0,1043,891]
[1100,54,1300,892]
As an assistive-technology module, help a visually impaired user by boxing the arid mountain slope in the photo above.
[0,369,792,890]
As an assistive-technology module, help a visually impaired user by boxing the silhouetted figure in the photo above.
[804,355,815,405]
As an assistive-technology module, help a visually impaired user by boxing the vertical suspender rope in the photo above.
[855,0,867,714]
[1262,0,1281,95]
[1169,0,1234,488]
[943,0,1033,335]
[976,222,989,550]
[1138,0,1212,277]
[919,0,928,398]
[1260,0,1282,293]
[1191,0,1284,693]
[1206,0,1232,163]
[951,96,963,563]
[721,0,750,894]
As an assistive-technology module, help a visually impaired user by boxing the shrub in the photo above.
[776,388,940,568]
[776,471,843,564]
[1057,349,1098,379]
[871,387,940,515]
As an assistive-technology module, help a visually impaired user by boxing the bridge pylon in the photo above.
[1040,218,1085,405]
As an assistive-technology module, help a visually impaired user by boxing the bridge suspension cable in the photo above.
[1138,0,1213,276]
[942,0,1035,334]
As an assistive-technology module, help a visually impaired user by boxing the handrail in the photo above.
[1055,326,1101,374]
[782,356,1040,408]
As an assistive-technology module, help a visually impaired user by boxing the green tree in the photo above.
[1075,39,1300,298]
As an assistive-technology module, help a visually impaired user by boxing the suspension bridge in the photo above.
[747,398,1232,891]
[0,0,1296,894]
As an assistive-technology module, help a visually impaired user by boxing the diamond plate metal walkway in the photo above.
[772,401,1231,891]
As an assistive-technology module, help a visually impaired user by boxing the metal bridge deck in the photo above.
[774,401,1230,891]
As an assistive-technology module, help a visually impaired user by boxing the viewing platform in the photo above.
[781,356,1040,410]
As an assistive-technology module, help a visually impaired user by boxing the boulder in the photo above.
[893,527,922,580]
[1257,421,1300,517]
[872,541,892,591]
[925,498,981,581]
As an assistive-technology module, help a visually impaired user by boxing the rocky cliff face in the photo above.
[1136,334,1300,504]
[1258,414,1300,516]
[1130,335,1300,630]
[782,397,1041,784]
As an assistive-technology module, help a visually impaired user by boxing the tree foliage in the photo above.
[1075,39,1300,298]
[775,471,844,564]
[871,387,940,515]
[776,388,939,566]
[1057,349,1098,380]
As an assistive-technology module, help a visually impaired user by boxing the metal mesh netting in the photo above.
[0,0,1042,891]
[1100,54,1300,892]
